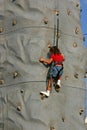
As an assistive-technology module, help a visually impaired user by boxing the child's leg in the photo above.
[47,78,53,91]
[56,76,62,87]
[40,78,53,97]
[56,66,63,87]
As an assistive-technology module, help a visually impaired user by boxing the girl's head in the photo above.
[50,46,61,54]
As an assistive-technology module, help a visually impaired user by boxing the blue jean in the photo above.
[52,65,63,78]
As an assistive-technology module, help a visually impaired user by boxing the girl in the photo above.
[39,46,65,97]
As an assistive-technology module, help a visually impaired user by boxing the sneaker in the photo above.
[55,84,61,92]
[85,117,87,124]
[56,80,61,88]
[40,90,50,97]
[56,84,61,88]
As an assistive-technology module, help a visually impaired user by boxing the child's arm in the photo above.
[39,57,53,64]
[61,54,65,61]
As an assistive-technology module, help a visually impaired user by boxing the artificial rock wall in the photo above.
[0,0,87,130]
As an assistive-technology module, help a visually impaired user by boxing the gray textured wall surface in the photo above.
[0,0,87,130]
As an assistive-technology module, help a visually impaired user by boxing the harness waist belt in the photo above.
[54,61,63,65]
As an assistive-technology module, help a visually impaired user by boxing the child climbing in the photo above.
[39,46,65,97]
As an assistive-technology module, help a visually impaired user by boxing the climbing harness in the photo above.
[53,64,63,80]
[47,62,63,80]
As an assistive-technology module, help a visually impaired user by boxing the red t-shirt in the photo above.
[51,54,65,63]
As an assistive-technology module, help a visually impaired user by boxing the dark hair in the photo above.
[50,46,61,54]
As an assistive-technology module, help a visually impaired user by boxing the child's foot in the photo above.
[40,90,50,97]
[56,80,61,88]
[55,84,61,92]
[56,83,61,88]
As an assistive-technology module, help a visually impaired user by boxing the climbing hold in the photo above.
[54,10,59,16]
[13,71,18,79]
[76,3,79,7]
[62,116,65,122]
[0,28,3,33]
[12,19,17,26]
[79,109,84,115]
[17,105,22,111]
[43,17,48,24]
[0,80,5,85]
[20,89,24,94]
[67,9,71,15]
[75,27,79,34]
[74,73,79,79]
[73,42,77,48]
[50,126,55,130]
[48,43,52,48]
[17,103,22,111]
